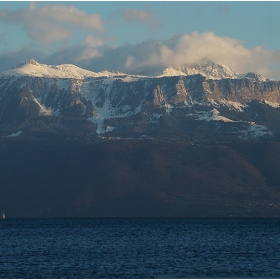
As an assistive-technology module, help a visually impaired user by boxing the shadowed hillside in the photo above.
[1,138,280,218]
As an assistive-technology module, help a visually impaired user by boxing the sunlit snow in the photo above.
[196,108,236,122]
[219,100,247,112]
[0,60,126,80]
[264,100,280,108]
[157,67,186,77]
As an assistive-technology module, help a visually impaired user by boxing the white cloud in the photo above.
[82,35,104,48]
[125,55,134,69]
[0,3,104,46]
[75,35,104,61]
[123,32,280,79]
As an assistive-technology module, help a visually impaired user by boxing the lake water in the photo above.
[0,218,280,278]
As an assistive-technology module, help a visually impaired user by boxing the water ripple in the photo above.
[0,218,280,278]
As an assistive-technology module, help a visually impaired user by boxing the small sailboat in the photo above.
[2,212,5,219]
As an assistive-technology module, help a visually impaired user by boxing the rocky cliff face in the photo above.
[1,60,280,141]
[203,78,280,103]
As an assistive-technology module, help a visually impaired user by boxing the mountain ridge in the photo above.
[1,58,271,82]
[2,59,127,79]
[0,58,280,141]
[159,62,268,82]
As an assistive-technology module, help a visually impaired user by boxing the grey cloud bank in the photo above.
[1,32,280,80]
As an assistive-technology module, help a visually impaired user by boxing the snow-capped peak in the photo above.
[13,59,41,68]
[156,58,270,82]
[238,72,268,82]
[158,59,238,80]
[1,59,126,79]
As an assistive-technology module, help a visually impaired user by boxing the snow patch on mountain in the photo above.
[7,131,23,137]
[239,72,267,82]
[193,108,236,122]
[263,100,280,108]
[157,67,187,77]
[149,113,163,124]
[207,99,246,112]
[239,122,273,139]
[219,100,247,112]
[33,97,53,116]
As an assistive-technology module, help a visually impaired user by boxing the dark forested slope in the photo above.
[1,138,280,218]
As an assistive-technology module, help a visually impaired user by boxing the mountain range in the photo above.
[0,58,279,141]
[1,58,280,218]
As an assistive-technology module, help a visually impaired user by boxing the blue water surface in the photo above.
[0,218,280,278]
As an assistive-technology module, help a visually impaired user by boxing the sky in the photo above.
[0,1,280,79]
